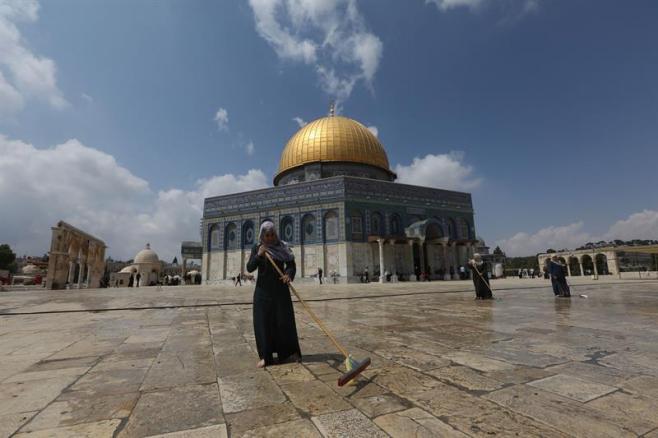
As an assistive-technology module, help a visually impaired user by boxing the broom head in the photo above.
[338,356,371,387]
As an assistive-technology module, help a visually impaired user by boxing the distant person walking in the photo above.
[136,273,141,287]
[318,267,323,284]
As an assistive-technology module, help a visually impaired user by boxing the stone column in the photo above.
[450,242,459,280]
[441,242,450,280]
[579,261,584,277]
[67,260,75,286]
[77,262,85,289]
[378,238,385,284]
[418,240,425,277]
[566,263,572,277]
[407,240,416,282]
[593,257,599,279]
[85,256,92,287]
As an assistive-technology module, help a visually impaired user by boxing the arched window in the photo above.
[447,218,458,240]
[457,218,470,239]
[301,214,316,243]
[280,216,295,242]
[426,222,444,240]
[371,212,384,237]
[225,223,237,250]
[209,224,220,250]
[324,210,339,241]
[242,221,255,247]
[390,214,402,236]
[351,211,364,241]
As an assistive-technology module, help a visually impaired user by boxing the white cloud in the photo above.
[426,0,540,18]
[81,93,93,103]
[603,210,658,242]
[214,107,229,131]
[245,141,255,156]
[426,0,483,11]
[292,116,307,128]
[0,134,268,261]
[394,152,481,191]
[248,0,383,106]
[0,0,68,117]
[367,125,378,137]
[495,210,658,256]
[495,222,591,257]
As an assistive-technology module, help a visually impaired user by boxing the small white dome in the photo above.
[134,243,159,264]
[119,265,137,273]
[188,270,199,275]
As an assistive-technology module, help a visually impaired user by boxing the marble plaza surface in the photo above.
[2,277,658,437]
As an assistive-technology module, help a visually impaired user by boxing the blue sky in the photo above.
[1,0,657,259]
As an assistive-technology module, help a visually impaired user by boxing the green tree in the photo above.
[0,244,16,270]
[493,246,504,256]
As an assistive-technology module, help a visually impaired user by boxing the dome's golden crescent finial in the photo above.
[329,101,335,117]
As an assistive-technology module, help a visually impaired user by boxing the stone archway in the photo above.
[568,256,581,276]
[595,253,609,275]
[581,254,594,276]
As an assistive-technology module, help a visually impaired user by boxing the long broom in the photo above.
[264,252,371,386]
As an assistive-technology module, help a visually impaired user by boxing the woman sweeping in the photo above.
[247,221,302,368]
[468,253,493,300]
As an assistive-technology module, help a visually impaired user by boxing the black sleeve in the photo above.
[246,245,261,273]
[285,258,296,281]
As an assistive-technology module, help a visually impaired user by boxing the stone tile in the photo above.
[145,424,228,438]
[0,412,37,438]
[311,409,388,437]
[370,366,442,397]
[266,363,315,384]
[527,374,617,402]
[225,402,300,437]
[444,351,515,372]
[241,419,321,438]
[350,393,409,418]
[485,384,635,438]
[374,407,469,438]
[444,406,570,437]
[218,372,286,413]
[21,392,138,432]
[620,375,658,399]
[4,366,90,383]
[141,351,216,390]
[0,377,77,416]
[374,346,451,371]
[544,361,632,386]
[24,356,99,372]
[281,381,351,415]
[14,419,121,437]
[90,357,154,372]
[119,384,223,437]
[427,365,504,392]
[586,391,658,435]
[66,367,149,396]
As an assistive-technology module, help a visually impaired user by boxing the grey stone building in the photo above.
[201,112,478,283]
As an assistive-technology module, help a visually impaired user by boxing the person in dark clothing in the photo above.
[135,273,141,287]
[364,267,370,283]
[549,256,571,297]
[247,221,301,368]
[469,254,493,299]
[318,267,323,284]
[234,273,242,286]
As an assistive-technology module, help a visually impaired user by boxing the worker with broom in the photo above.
[247,221,302,368]
[468,253,493,300]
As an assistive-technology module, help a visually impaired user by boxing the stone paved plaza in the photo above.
[2,278,658,437]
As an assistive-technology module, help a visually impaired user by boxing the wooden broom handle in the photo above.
[264,251,350,358]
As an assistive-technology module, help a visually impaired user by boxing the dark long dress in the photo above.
[246,245,302,366]
[549,261,571,297]
[470,261,493,299]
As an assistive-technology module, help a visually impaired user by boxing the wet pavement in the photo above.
[2,278,658,437]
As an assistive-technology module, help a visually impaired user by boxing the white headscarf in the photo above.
[259,221,294,262]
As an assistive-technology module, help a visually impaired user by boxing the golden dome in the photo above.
[276,115,392,180]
